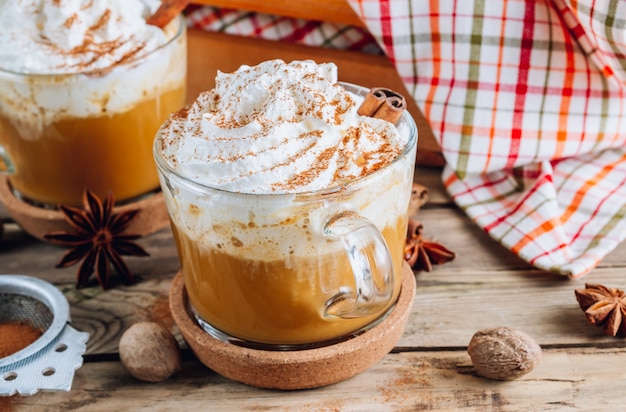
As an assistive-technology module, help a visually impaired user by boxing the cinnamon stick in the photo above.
[357,88,387,117]
[146,0,190,28]
[408,182,429,216]
[373,94,406,124]
[357,87,407,124]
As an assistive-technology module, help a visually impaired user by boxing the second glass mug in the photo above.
[0,16,187,207]
[155,83,418,350]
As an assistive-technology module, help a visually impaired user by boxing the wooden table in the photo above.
[2,164,626,411]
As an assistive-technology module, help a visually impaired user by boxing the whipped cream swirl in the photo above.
[159,60,407,194]
[0,0,166,74]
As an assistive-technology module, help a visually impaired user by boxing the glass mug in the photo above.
[0,17,187,207]
[154,83,418,350]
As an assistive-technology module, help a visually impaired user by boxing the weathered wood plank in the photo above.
[192,0,365,28]
[0,225,179,285]
[405,265,626,349]
[3,235,624,357]
[5,348,626,411]
[3,175,626,355]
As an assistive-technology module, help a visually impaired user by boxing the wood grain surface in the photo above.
[2,166,626,411]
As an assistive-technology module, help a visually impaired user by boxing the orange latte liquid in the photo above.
[172,216,407,346]
[0,86,185,206]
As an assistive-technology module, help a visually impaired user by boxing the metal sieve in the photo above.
[0,275,89,396]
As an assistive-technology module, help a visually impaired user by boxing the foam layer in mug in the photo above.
[158,60,409,194]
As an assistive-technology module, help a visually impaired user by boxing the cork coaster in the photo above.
[0,175,170,242]
[169,262,416,390]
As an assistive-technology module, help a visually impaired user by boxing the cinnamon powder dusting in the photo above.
[276,146,338,192]
[50,8,149,75]
[90,8,112,31]
[0,321,43,359]
[63,14,78,29]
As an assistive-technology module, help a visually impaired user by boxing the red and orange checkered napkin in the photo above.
[348,0,626,278]
[185,5,382,54]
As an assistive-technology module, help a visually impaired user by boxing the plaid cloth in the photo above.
[347,0,626,278]
[185,6,383,55]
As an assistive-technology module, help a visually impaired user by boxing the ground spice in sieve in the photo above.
[0,321,43,359]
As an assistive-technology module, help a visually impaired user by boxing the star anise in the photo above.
[404,218,456,271]
[575,283,626,337]
[44,189,149,290]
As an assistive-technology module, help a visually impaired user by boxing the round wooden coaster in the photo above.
[169,262,416,390]
[0,175,170,242]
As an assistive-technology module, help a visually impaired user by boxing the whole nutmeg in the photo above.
[467,326,542,380]
[119,321,182,383]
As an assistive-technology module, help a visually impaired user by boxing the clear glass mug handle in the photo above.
[323,211,395,319]
[0,146,14,174]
